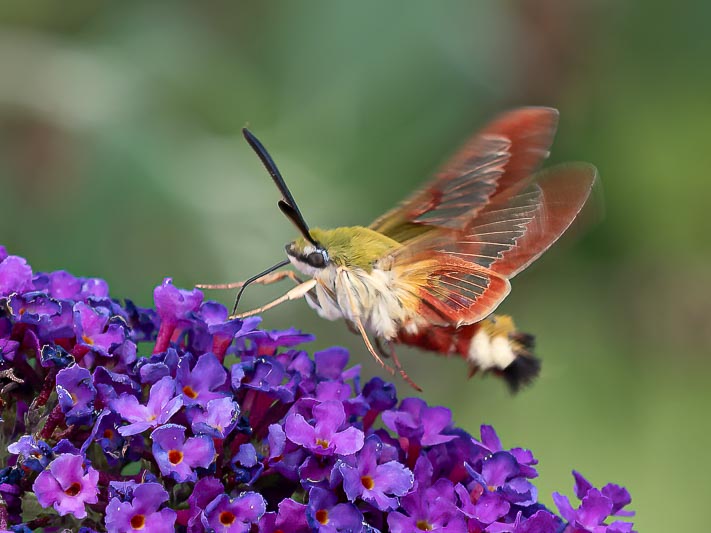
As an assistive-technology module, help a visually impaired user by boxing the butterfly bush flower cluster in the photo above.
[0,246,636,532]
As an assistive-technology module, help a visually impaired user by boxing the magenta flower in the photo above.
[284,399,364,456]
[110,375,183,436]
[105,482,176,533]
[150,424,215,482]
[33,454,99,519]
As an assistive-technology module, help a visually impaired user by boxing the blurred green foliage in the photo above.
[1,1,709,530]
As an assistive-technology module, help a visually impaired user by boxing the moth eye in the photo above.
[306,251,327,268]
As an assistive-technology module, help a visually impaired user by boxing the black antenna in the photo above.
[242,128,319,247]
[232,258,290,315]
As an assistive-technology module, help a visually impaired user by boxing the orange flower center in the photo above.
[219,511,236,526]
[168,449,183,465]
[416,520,433,531]
[130,514,146,529]
[316,438,329,449]
[361,475,375,490]
[64,482,81,497]
[315,509,329,525]
[82,334,94,345]
[182,385,198,399]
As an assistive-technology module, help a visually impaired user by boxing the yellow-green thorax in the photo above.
[292,226,401,271]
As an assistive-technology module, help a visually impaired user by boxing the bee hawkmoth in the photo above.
[201,108,596,391]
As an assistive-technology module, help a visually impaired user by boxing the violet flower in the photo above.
[32,454,99,519]
[105,482,176,533]
[0,246,636,532]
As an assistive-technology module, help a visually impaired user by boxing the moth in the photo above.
[200,108,597,391]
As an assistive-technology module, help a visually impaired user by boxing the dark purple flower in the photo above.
[0,255,33,297]
[285,400,364,456]
[56,364,97,425]
[339,436,413,511]
[123,299,160,342]
[306,487,364,532]
[7,436,53,472]
[231,355,295,401]
[201,492,266,532]
[33,454,99,519]
[151,424,215,482]
[110,376,183,436]
[105,482,176,533]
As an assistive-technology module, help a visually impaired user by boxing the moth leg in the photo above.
[197,270,302,290]
[374,337,391,359]
[351,314,395,376]
[338,280,395,375]
[387,342,423,392]
[230,279,317,319]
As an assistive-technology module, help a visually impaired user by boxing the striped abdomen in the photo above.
[396,315,540,392]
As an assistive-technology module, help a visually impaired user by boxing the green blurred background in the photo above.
[1,1,708,530]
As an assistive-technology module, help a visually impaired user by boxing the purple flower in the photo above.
[73,301,132,360]
[474,425,539,479]
[105,482,176,533]
[467,451,537,508]
[110,376,183,436]
[56,364,97,425]
[306,487,364,532]
[176,352,228,406]
[189,396,240,438]
[258,498,310,532]
[388,477,467,533]
[382,397,458,446]
[33,454,99,519]
[0,255,33,297]
[153,278,203,353]
[0,248,636,532]
[201,492,266,532]
[285,400,364,456]
[339,436,413,511]
[553,472,635,533]
[150,424,215,482]
[154,278,203,322]
[7,436,53,472]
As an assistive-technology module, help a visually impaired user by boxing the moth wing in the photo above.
[369,107,559,242]
[395,257,511,327]
[398,163,597,280]
[391,163,596,326]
